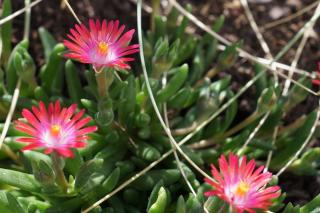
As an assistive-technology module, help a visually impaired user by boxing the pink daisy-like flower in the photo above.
[14,101,98,158]
[312,62,320,86]
[204,153,281,213]
[63,19,139,70]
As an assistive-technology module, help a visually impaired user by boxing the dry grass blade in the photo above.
[82,148,175,213]
[83,5,320,205]
[283,2,320,96]
[162,75,195,195]
[276,99,320,177]
[239,0,272,58]
[64,0,320,211]
[239,0,279,83]
[82,63,269,212]
[0,0,33,158]
[239,0,279,163]
[129,0,314,79]
[237,111,271,155]
[162,75,209,213]
[0,79,21,149]
[62,0,81,24]
[169,0,319,96]
[0,0,43,26]
[274,3,320,177]
[135,0,215,183]
[265,125,279,171]
[261,0,320,31]
[251,55,313,78]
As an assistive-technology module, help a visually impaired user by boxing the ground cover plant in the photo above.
[0,0,319,212]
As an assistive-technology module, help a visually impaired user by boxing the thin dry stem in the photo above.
[82,148,175,212]
[237,111,271,155]
[249,54,313,78]
[162,75,209,213]
[163,104,197,196]
[171,122,197,136]
[83,20,319,206]
[265,125,279,171]
[239,0,279,83]
[83,63,269,212]
[63,0,320,211]
[239,0,272,58]
[62,0,81,24]
[0,0,43,26]
[283,2,320,96]
[261,0,320,31]
[276,99,320,177]
[162,74,196,195]
[170,0,319,96]
[271,3,320,171]
[129,0,315,79]
[135,0,214,183]
[0,79,21,149]
[113,121,137,148]
[275,67,319,96]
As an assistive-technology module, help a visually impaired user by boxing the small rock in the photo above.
[269,6,290,20]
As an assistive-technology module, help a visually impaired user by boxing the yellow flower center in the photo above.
[97,41,109,55]
[50,125,61,136]
[235,181,250,197]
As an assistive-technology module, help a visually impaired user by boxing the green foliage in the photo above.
[148,187,167,213]
[0,3,317,213]
[0,0,13,64]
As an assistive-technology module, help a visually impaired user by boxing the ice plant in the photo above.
[63,19,139,71]
[14,101,97,158]
[204,153,280,213]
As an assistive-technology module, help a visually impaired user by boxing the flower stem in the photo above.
[95,69,107,99]
[51,152,68,193]
[95,68,114,99]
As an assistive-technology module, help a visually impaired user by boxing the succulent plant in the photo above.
[0,0,318,212]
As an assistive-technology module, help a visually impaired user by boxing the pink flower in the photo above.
[312,62,320,86]
[204,153,280,213]
[63,19,139,71]
[14,101,98,158]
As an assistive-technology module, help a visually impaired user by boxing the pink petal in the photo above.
[55,148,74,158]
[21,143,43,151]
[76,126,98,135]
[22,109,41,128]
[16,137,40,143]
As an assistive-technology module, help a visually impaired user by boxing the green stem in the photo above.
[29,77,38,90]
[95,69,107,98]
[51,152,68,193]
[95,68,114,99]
